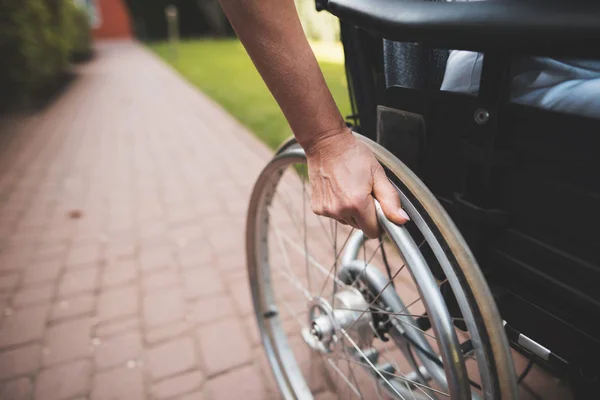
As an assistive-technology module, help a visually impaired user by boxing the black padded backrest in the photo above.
[382,0,449,91]
[383,40,449,90]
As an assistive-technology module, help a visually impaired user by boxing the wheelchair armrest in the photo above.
[326,0,600,57]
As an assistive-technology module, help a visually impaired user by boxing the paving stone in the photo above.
[95,317,140,338]
[229,280,254,316]
[177,242,213,269]
[58,267,99,296]
[170,224,205,243]
[207,229,244,254]
[176,390,205,400]
[0,246,32,272]
[91,367,144,400]
[95,331,142,369]
[139,246,175,272]
[182,268,225,299]
[145,337,197,380]
[150,370,204,399]
[519,363,574,400]
[0,344,41,380]
[13,285,54,307]
[196,318,252,376]
[97,285,138,321]
[50,294,95,321]
[34,360,92,400]
[66,244,101,269]
[245,316,262,347]
[314,392,337,400]
[105,241,136,260]
[223,268,248,284]
[101,260,137,288]
[0,274,19,291]
[143,286,186,327]
[254,348,278,395]
[0,377,33,400]
[146,320,191,345]
[42,318,92,366]
[0,305,48,347]
[190,295,235,324]
[141,269,179,292]
[205,365,269,400]
[22,259,62,286]
[34,243,69,262]
[215,253,245,272]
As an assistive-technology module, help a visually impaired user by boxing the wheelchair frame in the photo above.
[322,0,600,396]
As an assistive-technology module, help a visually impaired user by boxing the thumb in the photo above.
[372,169,410,225]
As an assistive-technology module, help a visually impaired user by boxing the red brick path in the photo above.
[0,41,572,399]
[0,40,272,400]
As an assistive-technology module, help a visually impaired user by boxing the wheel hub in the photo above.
[302,288,373,354]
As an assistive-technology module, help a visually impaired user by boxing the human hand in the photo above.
[305,129,410,239]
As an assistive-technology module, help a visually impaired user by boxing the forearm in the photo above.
[218,0,349,151]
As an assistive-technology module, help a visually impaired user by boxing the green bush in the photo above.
[64,0,93,62]
[0,0,92,110]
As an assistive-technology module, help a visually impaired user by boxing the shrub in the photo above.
[0,0,92,110]
[64,0,93,62]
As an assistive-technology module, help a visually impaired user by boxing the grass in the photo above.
[148,39,350,150]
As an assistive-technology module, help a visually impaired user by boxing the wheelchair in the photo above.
[246,1,600,398]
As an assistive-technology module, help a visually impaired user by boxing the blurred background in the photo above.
[0,1,571,400]
[0,0,349,137]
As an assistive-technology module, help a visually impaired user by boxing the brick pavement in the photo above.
[0,40,273,400]
[0,40,572,399]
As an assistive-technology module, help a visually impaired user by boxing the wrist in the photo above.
[300,125,355,159]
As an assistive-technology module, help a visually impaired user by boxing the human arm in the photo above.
[218,0,409,237]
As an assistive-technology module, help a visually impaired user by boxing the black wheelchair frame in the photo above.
[320,0,600,396]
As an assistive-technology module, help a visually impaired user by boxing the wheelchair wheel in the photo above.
[247,135,518,400]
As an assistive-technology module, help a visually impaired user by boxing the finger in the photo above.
[372,168,410,225]
[351,195,380,239]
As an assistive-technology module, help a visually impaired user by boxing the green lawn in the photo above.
[148,39,350,150]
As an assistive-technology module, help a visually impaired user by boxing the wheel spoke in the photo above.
[348,239,385,288]
[302,175,313,294]
[273,228,312,300]
[339,329,407,399]
[277,228,352,290]
[395,297,423,316]
[274,191,303,238]
[302,183,335,248]
[335,305,465,339]
[378,349,437,400]
[336,306,437,341]
[276,294,305,330]
[342,337,365,399]
[332,338,451,398]
[317,227,356,297]
[273,265,311,301]
[326,358,363,399]
[332,220,339,307]
[346,266,406,332]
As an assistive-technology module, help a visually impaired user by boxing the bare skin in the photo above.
[219,0,410,237]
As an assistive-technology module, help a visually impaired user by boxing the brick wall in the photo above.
[93,0,133,39]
